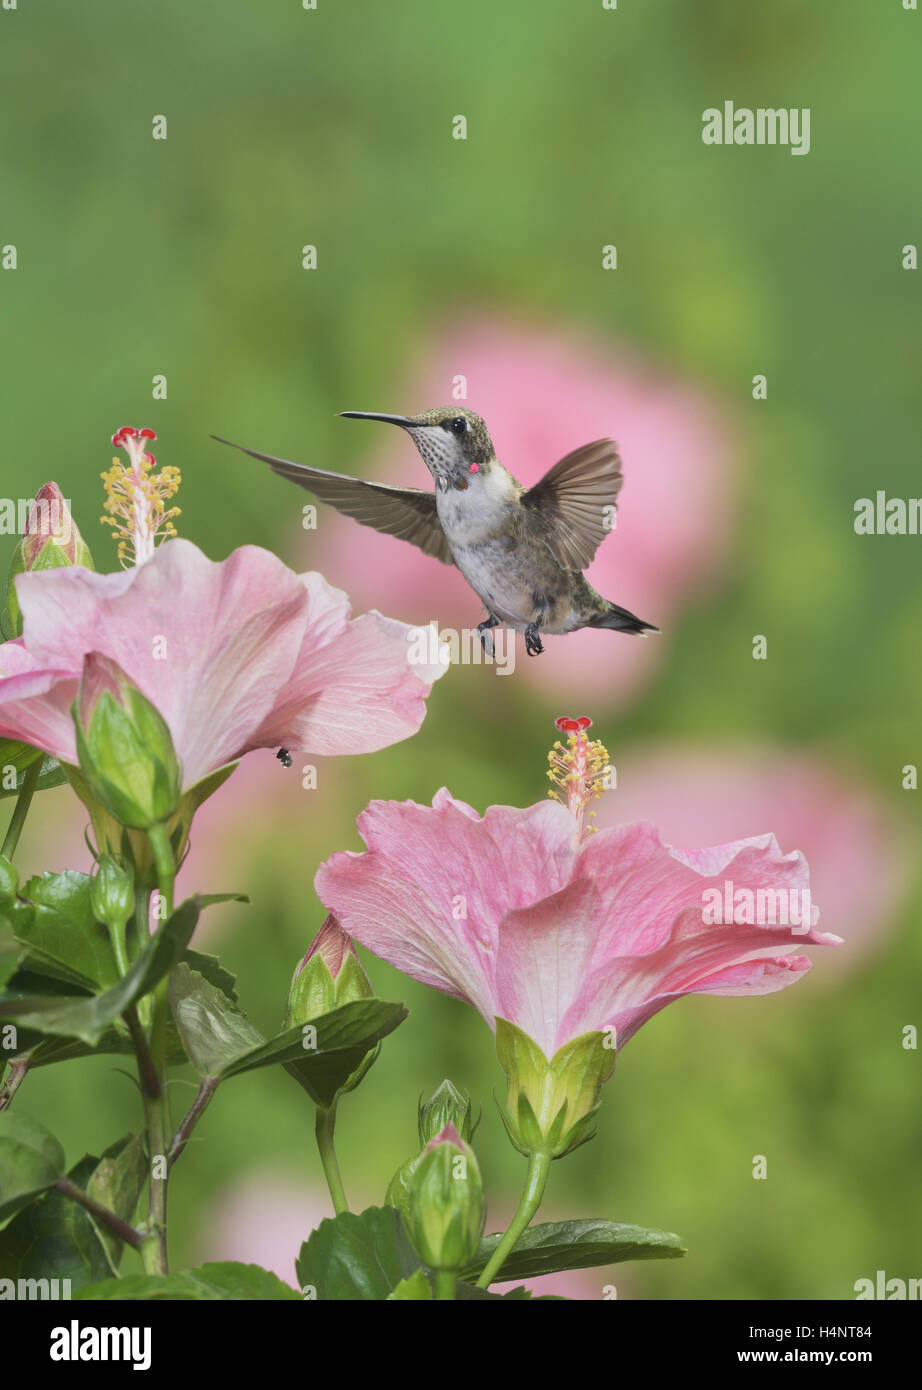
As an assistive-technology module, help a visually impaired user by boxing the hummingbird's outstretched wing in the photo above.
[521,439,624,571]
[212,436,454,564]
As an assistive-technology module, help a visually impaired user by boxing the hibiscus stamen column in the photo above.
[100,428,181,566]
[546,714,610,843]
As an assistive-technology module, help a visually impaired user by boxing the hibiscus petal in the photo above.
[315,850,501,1025]
[0,640,79,763]
[494,878,601,1057]
[17,540,309,787]
[573,953,816,1050]
[315,791,840,1056]
[251,573,447,757]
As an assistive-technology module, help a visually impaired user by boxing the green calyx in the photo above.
[494,1018,617,1159]
[286,950,373,1029]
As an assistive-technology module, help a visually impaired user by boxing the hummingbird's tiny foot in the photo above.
[277,748,293,769]
[524,623,544,657]
[477,614,499,657]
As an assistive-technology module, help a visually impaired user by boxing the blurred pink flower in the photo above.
[595,743,913,974]
[307,316,736,698]
[196,1174,333,1287]
[0,538,446,791]
[315,785,838,1058]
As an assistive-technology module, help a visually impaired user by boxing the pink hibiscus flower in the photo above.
[315,722,840,1059]
[0,537,445,794]
[306,316,735,698]
[594,743,912,976]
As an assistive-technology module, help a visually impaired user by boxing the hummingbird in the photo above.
[212,408,657,656]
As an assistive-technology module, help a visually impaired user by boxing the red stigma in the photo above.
[111,426,156,448]
[555,715,593,733]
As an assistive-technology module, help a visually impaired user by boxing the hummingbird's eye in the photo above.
[447,416,469,435]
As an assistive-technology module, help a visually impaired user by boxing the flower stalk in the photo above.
[315,1104,349,1216]
[474,1149,552,1289]
[1,758,41,861]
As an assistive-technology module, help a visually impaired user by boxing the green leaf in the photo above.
[0,1153,114,1289]
[169,963,263,1077]
[0,748,68,800]
[0,897,201,1045]
[0,926,24,990]
[387,1268,433,1300]
[0,1113,66,1228]
[462,1219,687,1284]
[75,1262,302,1301]
[2,871,119,992]
[220,999,407,1108]
[198,894,249,911]
[295,1205,421,1300]
[181,949,238,1002]
[86,1133,147,1270]
[5,1021,133,1067]
[4,1016,185,1071]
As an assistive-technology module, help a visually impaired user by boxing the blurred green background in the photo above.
[1,0,920,1299]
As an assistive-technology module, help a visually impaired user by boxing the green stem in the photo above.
[168,1076,218,1166]
[55,1177,144,1250]
[133,887,151,954]
[1,758,42,860]
[138,821,176,1277]
[146,822,175,921]
[475,1150,552,1289]
[433,1269,457,1300]
[134,889,152,1029]
[124,1006,160,1098]
[146,823,175,1090]
[138,1084,169,1276]
[0,1057,29,1112]
[315,1104,349,1215]
[108,915,131,977]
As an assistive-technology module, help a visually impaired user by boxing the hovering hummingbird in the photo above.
[213,408,657,656]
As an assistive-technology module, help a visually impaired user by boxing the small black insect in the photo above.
[276,748,293,769]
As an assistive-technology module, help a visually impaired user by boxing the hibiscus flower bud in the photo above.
[90,854,136,932]
[402,1124,485,1275]
[0,854,18,899]
[72,653,182,831]
[285,915,374,1027]
[6,483,94,635]
[418,1079,477,1147]
[495,1018,616,1159]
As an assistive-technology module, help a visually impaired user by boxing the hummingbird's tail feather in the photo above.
[590,602,659,635]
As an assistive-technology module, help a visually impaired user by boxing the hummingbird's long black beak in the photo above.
[339,411,415,428]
